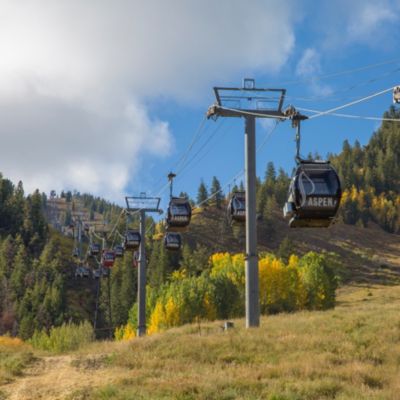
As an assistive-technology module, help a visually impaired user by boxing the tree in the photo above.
[10,242,30,302]
[22,190,48,252]
[197,180,209,206]
[264,162,276,197]
[65,191,72,202]
[275,168,290,206]
[210,176,223,208]
[148,241,171,287]
[277,236,294,264]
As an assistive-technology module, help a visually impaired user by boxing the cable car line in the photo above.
[190,121,280,213]
[175,120,232,183]
[192,169,244,212]
[152,119,229,212]
[176,119,227,176]
[307,86,394,120]
[107,209,125,238]
[151,70,399,214]
[284,66,400,103]
[174,115,208,174]
[152,64,398,202]
[150,115,209,196]
[275,58,400,87]
[296,107,400,122]
[152,119,223,202]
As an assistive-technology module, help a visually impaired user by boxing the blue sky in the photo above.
[139,0,400,212]
[0,0,399,211]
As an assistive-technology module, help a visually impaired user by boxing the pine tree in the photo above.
[210,176,223,208]
[275,168,290,206]
[10,243,30,302]
[264,162,276,197]
[197,180,209,206]
[148,241,170,287]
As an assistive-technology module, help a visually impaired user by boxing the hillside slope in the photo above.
[1,284,400,400]
[185,205,400,285]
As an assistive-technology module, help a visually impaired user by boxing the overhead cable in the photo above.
[307,87,394,120]
[277,58,400,86]
[297,107,400,122]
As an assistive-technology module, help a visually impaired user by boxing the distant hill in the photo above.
[183,204,400,286]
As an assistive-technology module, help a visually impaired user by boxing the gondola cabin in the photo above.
[166,197,192,231]
[88,243,100,256]
[164,232,182,251]
[393,86,400,104]
[283,160,341,228]
[102,250,115,268]
[124,230,141,251]
[227,191,246,224]
[114,245,124,258]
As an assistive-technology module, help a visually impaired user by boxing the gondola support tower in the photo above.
[207,79,286,328]
[125,195,162,336]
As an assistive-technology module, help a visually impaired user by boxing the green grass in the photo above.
[2,284,400,399]
[29,321,94,353]
[69,284,400,399]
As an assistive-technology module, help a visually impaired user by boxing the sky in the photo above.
[1,0,400,212]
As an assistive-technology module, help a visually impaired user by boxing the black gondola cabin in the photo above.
[283,160,341,228]
[227,191,246,224]
[164,232,182,251]
[88,243,100,256]
[166,197,192,231]
[114,245,124,258]
[124,230,141,251]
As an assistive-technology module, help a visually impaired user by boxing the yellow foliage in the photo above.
[121,324,136,341]
[148,301,166,334]
[232,253,245,267]
[0,336,24,347]
[288,254,299,268]
[154,221,165,235]
[210,253,232,274]
[171,269,187,281]
[341,190,349,204]
[165,297,181,327]
[350,185,358,202]
[152,233,164,241]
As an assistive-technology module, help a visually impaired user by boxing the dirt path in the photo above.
[1,354,119,400]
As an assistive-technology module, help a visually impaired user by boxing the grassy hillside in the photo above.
[186,205,400,285]
[1,284,400,399]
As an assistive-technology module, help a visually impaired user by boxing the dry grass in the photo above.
[0,337,35,386]
[2,284,400,399]
[98,285,400,400]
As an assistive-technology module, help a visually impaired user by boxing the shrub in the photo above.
[29,321,94,353]
[117,251,341,337]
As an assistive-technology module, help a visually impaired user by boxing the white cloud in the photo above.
[346,2,396,43]
[0,0,296,200]
[314,0,400,50]
[296,48,321,77]
[295,48,333,97]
